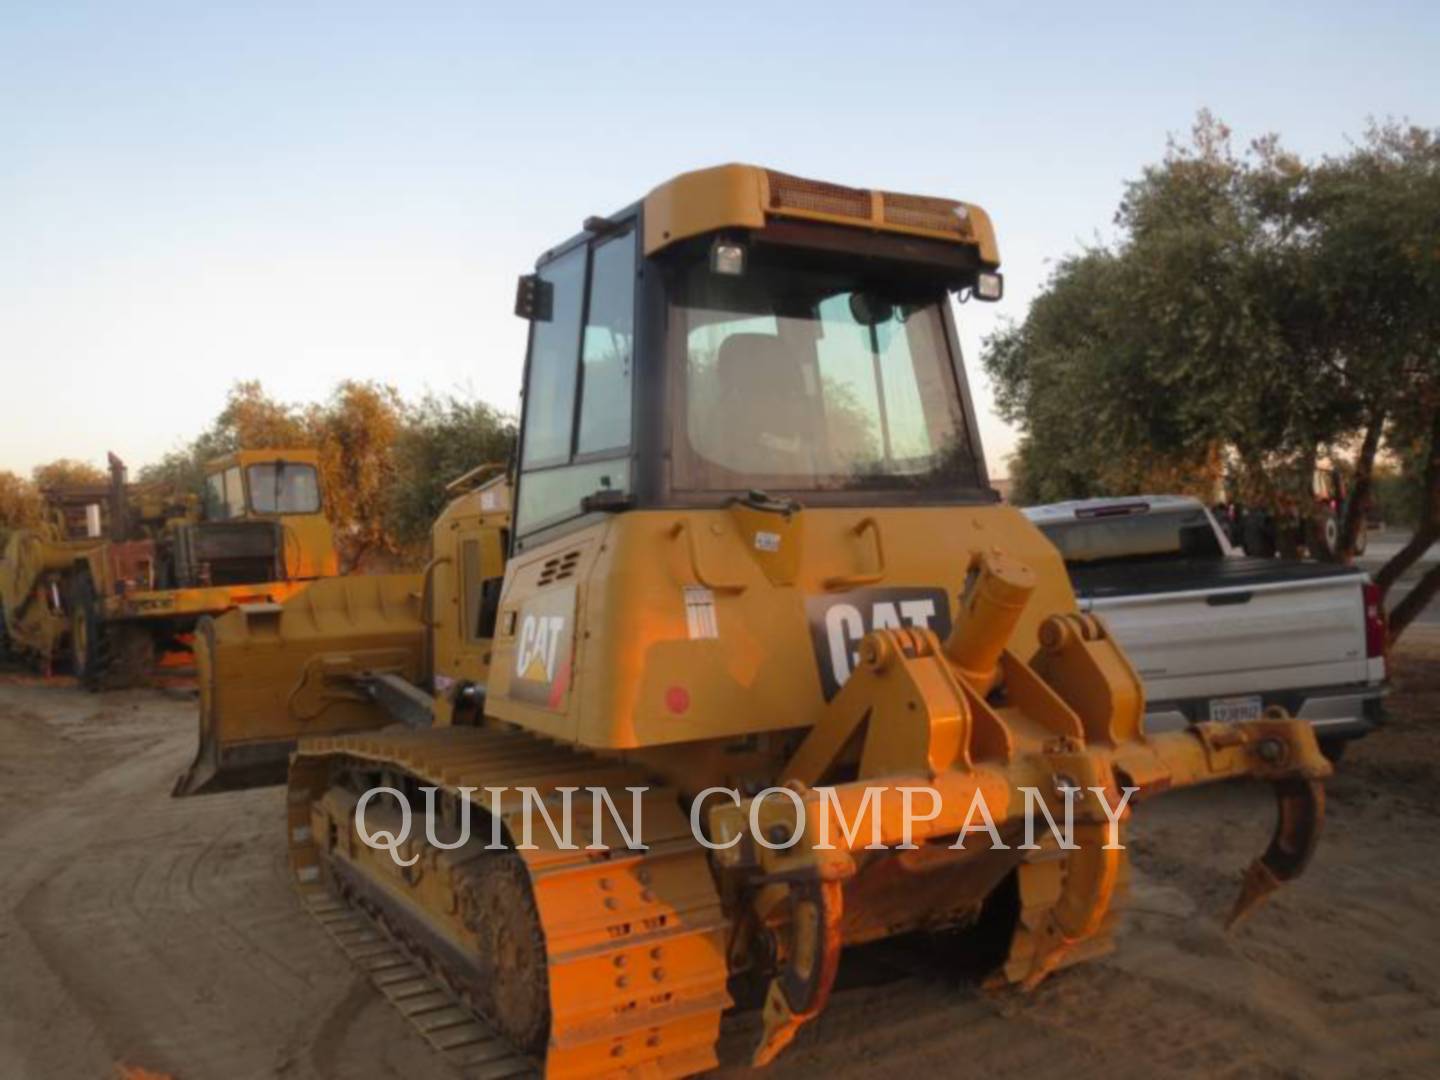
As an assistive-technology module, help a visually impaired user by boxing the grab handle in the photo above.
[823,516,886,590]
[670,520,746,594]
[419,555,453,628]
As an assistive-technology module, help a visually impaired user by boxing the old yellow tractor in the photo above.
[182,166,1329,1077]
[0,448,338,688]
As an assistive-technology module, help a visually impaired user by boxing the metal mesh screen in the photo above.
[766,170,872,220]
[881,192,973,238]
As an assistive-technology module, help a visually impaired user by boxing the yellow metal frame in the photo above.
[102,579,312,619]
[642,163,1001,265]
[204,447,340,581]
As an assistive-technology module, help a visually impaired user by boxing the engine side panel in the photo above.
[485,505,1075,750]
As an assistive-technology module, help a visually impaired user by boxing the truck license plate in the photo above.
[1208,695,1263,724]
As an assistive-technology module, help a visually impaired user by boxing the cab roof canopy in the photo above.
[205,448,322,474]
[640,163,999,266]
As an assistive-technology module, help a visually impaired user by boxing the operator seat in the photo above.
[714,333,817,475]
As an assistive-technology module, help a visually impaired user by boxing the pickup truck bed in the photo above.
[1071,555,1383,739]
[1024,494,1386,750]
[1069,555,1361,599]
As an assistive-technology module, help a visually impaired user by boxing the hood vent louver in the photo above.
[537,549,582,587]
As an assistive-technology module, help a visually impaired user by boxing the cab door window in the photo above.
[205,472,228,520]
[224,467,245,518]
[460,536,504,640]
[576,235,635,455]
[520,248,586,469]
[516,227,636,537]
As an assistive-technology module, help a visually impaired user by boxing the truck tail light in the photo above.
[1362,581,1387,659]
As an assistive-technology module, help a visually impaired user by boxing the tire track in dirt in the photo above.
[0,685,432,1079]
[3,649,1439,1080]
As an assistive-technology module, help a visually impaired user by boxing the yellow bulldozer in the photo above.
[0,447,338,688]
[178,165,1330,1077]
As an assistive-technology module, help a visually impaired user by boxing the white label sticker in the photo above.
[683,585,718,640]
[754,531,781,553]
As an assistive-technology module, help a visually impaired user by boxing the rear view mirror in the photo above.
[515,274,553,321]
[848,292,894,326]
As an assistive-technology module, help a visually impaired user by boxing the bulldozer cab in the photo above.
[480,166,1070,754]
[201,449,339,580]
[509,167,998,552]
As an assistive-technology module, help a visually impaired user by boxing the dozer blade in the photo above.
[172,573,425,796]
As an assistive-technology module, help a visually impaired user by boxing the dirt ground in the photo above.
[1,638,1437,1080]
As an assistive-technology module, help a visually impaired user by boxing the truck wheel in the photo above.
[1353,525,1368,556]
[68,572,104,690]
[1309,509,1341,562]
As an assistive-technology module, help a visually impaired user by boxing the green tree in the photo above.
[139,380,311,496]
[985,113,1440,640]
[0,470,44,544]
[1248,122,1440,568]
[386,394,516,546]
[307,380,406,570]
[31,458,107,490]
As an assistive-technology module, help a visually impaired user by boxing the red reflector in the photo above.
[665,686,691,715]
[1362,581,1387,659]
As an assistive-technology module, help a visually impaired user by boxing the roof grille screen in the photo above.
[766,171,871,220]
[882,192,972,238]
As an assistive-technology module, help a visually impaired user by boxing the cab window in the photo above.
[669,253,978,493]
[576,236,635,455]
[520,248,586,469]
[247,462,321,514]
[460,538,503,640]
[205,472,228,520]
[515,227,636,537]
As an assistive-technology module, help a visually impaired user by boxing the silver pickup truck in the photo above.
[1024,495,1387,758]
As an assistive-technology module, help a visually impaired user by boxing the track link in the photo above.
[288,726,732,1079]
[299,883,533,1078]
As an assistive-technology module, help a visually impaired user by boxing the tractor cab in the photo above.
[194,449,339,585]
[493,165,1088,756]
[511,166,1003,553]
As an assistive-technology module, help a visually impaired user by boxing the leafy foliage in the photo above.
[0,470,44,544]
[134,381,515,568]
[306,381,406,569]
[31,458,107,490]
[385,394,517,547]
[983,113,1440,638]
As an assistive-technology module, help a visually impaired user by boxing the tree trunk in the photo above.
[340,536,371,576]
[1390,559,1440,640]
[1376,522,1440,593]
[1338,410,1385,561]
[1375,406,1440,600]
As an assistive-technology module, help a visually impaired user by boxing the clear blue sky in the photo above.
[3,1,1436,479]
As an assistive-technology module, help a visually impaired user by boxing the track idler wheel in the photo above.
[1226,777,1325,929]
[464,853,551,1057]
[753,878,844,1067]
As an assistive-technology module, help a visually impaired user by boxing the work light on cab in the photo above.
[710,236,747,276]
[975,269,1004,301]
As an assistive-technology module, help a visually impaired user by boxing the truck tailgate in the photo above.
[1076,560,1370,703]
